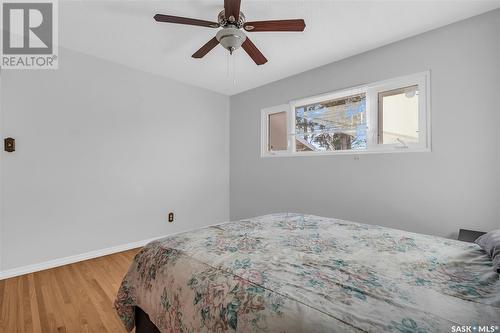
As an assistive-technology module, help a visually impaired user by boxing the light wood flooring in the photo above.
[0,248,140,333]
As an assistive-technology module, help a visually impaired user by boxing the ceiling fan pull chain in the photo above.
[232,53,237,85]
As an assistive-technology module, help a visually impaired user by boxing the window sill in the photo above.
[261,147,431,158]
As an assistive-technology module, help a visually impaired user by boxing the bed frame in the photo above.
[136,307,161,333]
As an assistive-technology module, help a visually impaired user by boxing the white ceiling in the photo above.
[60,0,500,95]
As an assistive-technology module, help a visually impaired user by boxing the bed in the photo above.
[115,213,500,332]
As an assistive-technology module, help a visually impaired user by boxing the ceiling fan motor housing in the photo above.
[216,26,247,54]
[218,10,246,28]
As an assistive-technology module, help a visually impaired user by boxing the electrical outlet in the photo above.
[168,212,174,223]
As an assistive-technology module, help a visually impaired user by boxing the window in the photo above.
[261,72,430,157]
[378,85,419,145]
[268,111,287,151]
[295,93,367,152]
[261,105,290,156]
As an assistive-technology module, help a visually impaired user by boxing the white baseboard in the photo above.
[0,235,167,280]
[0,219,231,280]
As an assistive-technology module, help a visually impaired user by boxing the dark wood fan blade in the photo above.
[244,19,306,32]
[241,38,267,65]
[192,37,219,58]
[154,14,220,28]
[224,0,241,23]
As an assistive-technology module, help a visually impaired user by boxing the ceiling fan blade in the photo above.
[241,38,267,65]
[244,19,306,32]
[192,37,219,58]
[154,14,220,28]
[224,0,241,23]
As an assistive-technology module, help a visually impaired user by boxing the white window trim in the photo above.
[261,71,431,158]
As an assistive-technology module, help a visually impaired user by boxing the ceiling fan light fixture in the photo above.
[216,27,247,54]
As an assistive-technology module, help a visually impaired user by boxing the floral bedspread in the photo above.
[115,213,500,332]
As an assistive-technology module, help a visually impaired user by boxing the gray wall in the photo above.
[230,9,500,238]
[1,48,229,270]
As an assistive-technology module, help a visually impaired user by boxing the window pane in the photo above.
[379,85,419,144]
[295,93,367,152]
[268,111,288,151]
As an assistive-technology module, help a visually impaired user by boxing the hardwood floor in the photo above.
[0,248,140,333]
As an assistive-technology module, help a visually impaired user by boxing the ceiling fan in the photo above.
[153,0,306,65]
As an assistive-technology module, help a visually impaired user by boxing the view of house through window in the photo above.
[295,93,367,152]
[379,85,419,145]
[268,111,288,151]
